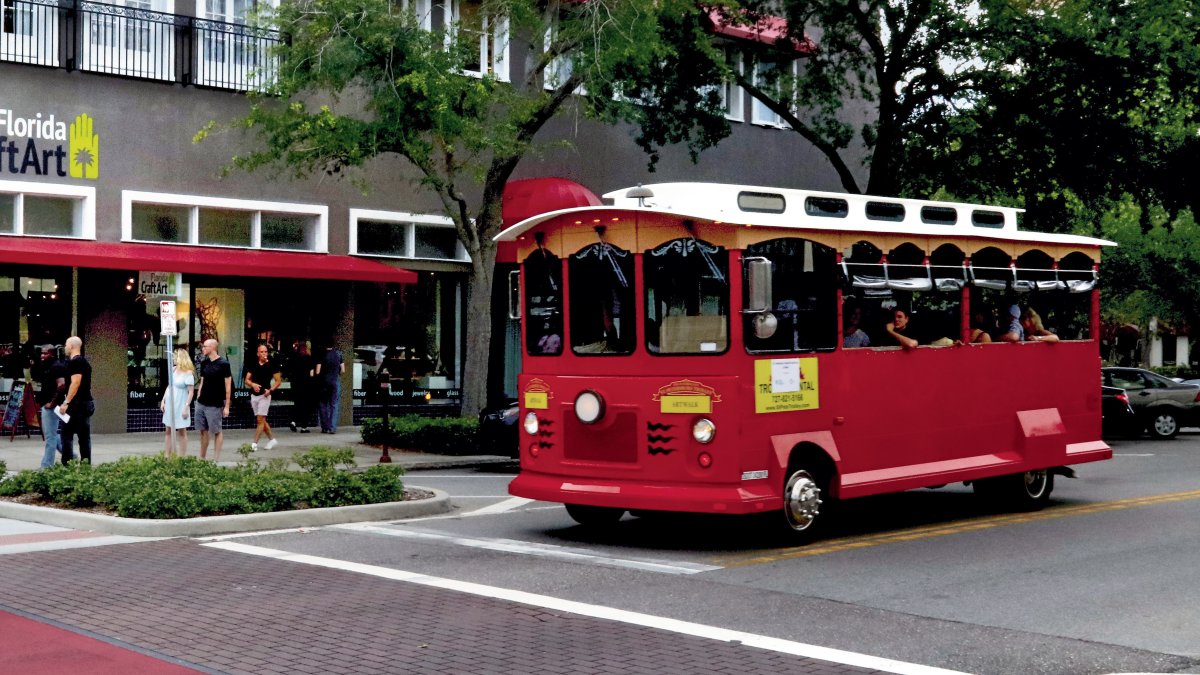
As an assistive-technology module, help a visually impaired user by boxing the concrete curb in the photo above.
[0,487,451,537]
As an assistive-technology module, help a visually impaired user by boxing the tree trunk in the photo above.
[460,237,498,417]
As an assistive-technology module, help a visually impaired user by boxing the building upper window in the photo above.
[719,46,744,122]
[122,191,327,251]
[412,0,508,81]
[0,179,96,238]
[350,209,469,263]
[750,59,797,128]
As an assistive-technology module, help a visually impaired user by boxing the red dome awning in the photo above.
[502,177,602,228]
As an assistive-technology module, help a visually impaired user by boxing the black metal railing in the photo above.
[1,0,282,92]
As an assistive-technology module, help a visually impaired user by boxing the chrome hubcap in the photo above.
[784,470,822,531]
[1154,415,1177,436]
[1023,470,1049,499]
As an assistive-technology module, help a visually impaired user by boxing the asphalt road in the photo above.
[229,432,1200,675]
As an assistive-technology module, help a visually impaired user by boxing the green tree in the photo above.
[913,0,1200,231]
[204,0,732,414]
[726,0,984,196]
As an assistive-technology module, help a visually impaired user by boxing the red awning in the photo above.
[706,9,816,54]
[503,177,603,227]
[0,238,417,283]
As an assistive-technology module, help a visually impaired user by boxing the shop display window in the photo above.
[0,193,15,234]
[126,277,193,408]
[198,208,253,247]
[131,203,191,244]
[261,212,316,251]
[0,266,72,405]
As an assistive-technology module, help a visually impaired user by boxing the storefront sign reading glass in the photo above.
[139,271,181,298]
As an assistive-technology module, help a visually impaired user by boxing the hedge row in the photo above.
[361,415,483,455]
[0,447,403,519]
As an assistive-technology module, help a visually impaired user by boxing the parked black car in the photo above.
[1100,385,1138,437]
[1101,367,1200,439]
[478,398,519,458]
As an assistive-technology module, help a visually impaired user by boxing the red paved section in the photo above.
[0,611,200,674]
[0,539,885,675]
[0,530,108,546]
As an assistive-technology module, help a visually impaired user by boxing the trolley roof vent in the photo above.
[738,191,786,214]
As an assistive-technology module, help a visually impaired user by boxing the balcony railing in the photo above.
[1,0,282,91]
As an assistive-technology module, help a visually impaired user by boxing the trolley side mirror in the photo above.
[507,269,521,320]
[745,257,773,312]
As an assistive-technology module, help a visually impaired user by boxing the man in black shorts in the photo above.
[57,336,94,464]
[195,338,232,461]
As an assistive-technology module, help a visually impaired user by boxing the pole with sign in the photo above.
[160,301,177,456]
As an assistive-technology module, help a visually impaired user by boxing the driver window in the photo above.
[644,237,729,354]
[743,238,838,353]
[524,247,563,356]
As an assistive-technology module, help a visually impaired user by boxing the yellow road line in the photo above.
[713,489,1200,568]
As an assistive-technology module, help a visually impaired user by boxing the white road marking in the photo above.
[463,496,533,515]
[202,541,966,675]
[399,504,563,523]
[1113,453,1155,457]
[330,522,719,575]
[195,527,314,542]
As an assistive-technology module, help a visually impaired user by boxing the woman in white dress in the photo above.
[159,348,196,457]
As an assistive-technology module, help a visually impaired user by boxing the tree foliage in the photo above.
[727,0,985,196]
[201,0,733,414]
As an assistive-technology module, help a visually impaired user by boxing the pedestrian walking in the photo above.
[195,338,232,462]
[33,345,66,469]
[244,343,281,451]
[159,348,196,457]
[286,340,315,433]
[315,342,344,434]
[57,336,94,464]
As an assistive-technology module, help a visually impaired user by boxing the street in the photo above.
[1,433,1199,674]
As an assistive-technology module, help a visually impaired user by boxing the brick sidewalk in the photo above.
[0,539,884,675]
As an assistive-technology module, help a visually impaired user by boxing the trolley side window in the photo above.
[569,242,636,355]
[743,238,839,353]
[645,238,730,355]
[524,248,563,355]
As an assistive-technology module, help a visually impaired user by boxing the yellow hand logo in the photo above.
[68,113,99,180]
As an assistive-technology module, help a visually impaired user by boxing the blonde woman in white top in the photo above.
[159,348,197,457]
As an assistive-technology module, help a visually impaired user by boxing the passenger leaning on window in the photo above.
[1001,305,1024,342]
[1021,307,1060,343]
[886,308,919,350]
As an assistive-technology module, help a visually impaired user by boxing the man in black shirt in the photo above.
[57,336,94,464]
[195,338,232,461]
[243,343,282,451]
[34,345,66,469]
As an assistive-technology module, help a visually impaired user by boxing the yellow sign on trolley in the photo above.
[754,358,819,414]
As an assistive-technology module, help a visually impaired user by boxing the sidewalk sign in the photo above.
[161,300,176,455]
[1,380,37,442]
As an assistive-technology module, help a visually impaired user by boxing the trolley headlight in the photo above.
[692,418,716,444]
[574,390,605,424]
[523,412,539,435]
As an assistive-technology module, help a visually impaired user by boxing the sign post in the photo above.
[160,300,177,456]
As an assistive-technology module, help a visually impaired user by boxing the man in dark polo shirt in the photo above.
[56,336,94,464]
[34,344,67,469]
[195,338,232,462]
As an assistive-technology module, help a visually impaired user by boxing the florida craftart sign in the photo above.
[0,109,99,179]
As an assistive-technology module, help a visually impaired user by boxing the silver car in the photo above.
[1101,367,1200,439]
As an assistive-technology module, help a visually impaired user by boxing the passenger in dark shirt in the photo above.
[57,336,94,464]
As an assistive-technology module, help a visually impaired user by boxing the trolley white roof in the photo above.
[494,182,1115,248]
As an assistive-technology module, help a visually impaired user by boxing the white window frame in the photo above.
[349,209,470,263]
[411,0,509,82]
[721,48,745,123]
[0,178,96,239]
[750,59,796,129]
[121,190,328,252]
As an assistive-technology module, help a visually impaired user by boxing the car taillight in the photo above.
[1194,391,1200,403]
[1116,393,1130,405]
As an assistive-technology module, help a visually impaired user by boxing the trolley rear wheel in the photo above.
[564,504,625,526]
[974,469,1054,511]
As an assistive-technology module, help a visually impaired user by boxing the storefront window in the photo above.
[357,220,408,256]
[0,193,15,233]
[198,208,253,247]
[413,224,461,260]
[353,274,464,408]
[23,196,80,237]
[0,265,72,408]
[131,203,190,244]
[126,278,193,409]
[261,212,314,251]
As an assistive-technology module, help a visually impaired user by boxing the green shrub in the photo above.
[0,448,405,519]
[361,415,480,455]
